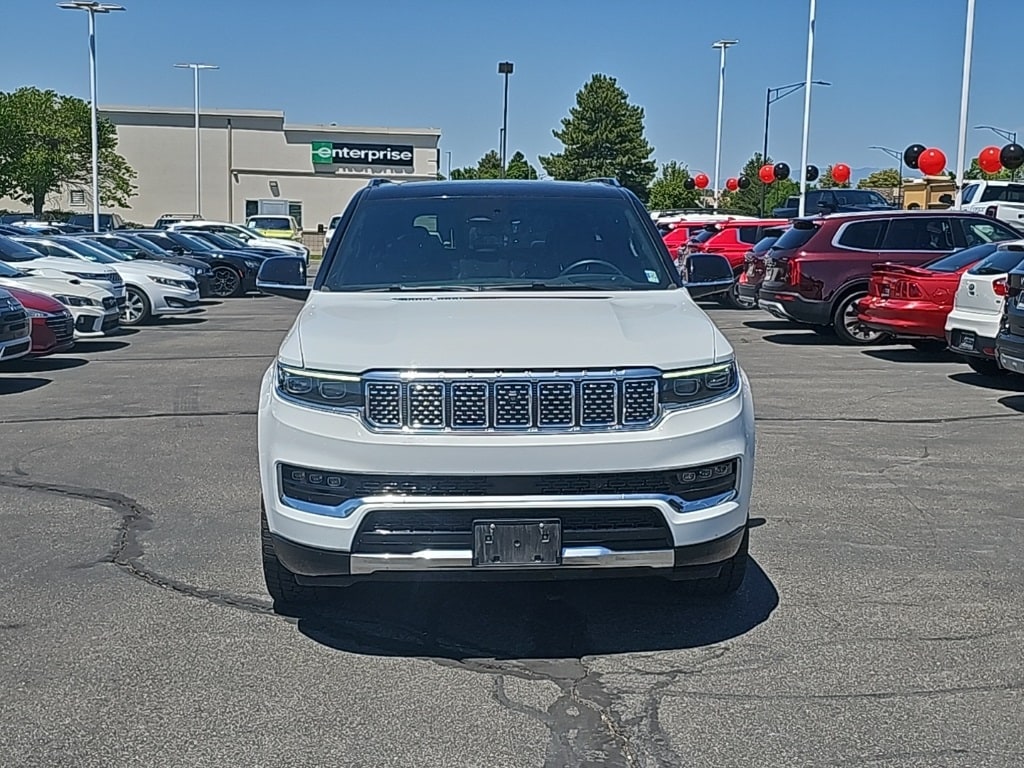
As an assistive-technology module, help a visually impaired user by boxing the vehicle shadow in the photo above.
[199,300,222,307]
[1,356,88,373]
[861,347,957,364]
[742,319,800,331]
[760,331,840,346]
[295,558,778,661]
[949,371,1024,393]
[72,340,131,354]
[0,377,50,395]
[998,395,1024,413]
[150,316,207,326]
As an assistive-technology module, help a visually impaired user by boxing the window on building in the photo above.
[288,202,303,230]
[70,189,86,207]
[245,200,259,219]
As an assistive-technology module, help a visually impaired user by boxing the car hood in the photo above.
[0,274,113,300]
[108,260,191,280]
[282,291,731,372]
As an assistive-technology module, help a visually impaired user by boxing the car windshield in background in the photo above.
[772,224,818,251]
[969,247,1024,275]
[751,235,780,254]
[184,231,240,250]
[249,217,291,230]
[922,243,1001,272]
[49,238,121,263]
[691,230,717,244]
[174,233,215,251]
[320,196,675,292]
[0,234,44,261]
[0,261,26,277]
[122,235,172,255]
[329,216,342,228]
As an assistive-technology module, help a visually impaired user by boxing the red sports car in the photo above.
[856,242,1002,344]
[3,285,75,356]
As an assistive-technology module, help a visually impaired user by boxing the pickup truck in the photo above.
[960,180,1024,233]
[772,188,895,218]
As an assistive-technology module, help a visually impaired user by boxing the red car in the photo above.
[3,286,75,356]
[662,222,718,259]
[695,219,789,309]
[855,242,1002,346]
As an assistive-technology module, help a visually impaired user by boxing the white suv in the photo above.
[255,178,755,611]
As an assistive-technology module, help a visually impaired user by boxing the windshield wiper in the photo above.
[355,284,486,292]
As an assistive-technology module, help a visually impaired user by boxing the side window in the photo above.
[962,219,1021,246]
[736,226,760,245]
[881,217,954,250]
[837,220,886,250]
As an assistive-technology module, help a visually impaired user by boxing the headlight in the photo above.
[243,259,261,269]
[276,362,364,410]
[150,276,190,287]
[53,294,97,307]
[660,361,738,409]
[25,309,59,319]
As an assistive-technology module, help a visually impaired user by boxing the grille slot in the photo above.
[364,371,660,432]
[45,315,74,345]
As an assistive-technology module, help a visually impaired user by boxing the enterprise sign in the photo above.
[311,141,414,168]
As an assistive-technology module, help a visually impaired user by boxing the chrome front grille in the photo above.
[364,371,661,432]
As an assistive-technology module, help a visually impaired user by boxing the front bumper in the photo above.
[258,365,756,582]
[73,308,120,338]
[29,314,75,356]
[758,288,832,325]
[996,331,1024,373]
[149,285,202,316]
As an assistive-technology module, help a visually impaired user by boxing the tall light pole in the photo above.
[711,40,738,208]
[446,150,452,179]
[175,63,218,215]
[58,1,125,233]
[869,146,905,207]
[761,79,830,215]
[498,61,514,178]
[797,0,817,218]
[975,125,1018,179]
[954,0,976,209]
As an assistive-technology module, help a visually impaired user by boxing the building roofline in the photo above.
[98,105,442,136]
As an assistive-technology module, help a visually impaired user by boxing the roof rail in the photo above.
[584,177,622,187]
[366,178,394,188]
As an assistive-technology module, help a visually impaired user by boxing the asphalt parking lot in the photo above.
[1,295,1023,768]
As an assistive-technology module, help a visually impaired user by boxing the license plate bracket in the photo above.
[473,519,562,567]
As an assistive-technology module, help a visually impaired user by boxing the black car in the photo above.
[131,230,266,298]
[75,232,214,298]
[772,189,897,219]
[174,228,284,259]
[996,258,1024,375]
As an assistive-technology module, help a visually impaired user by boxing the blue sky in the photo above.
[3,0,1022,180]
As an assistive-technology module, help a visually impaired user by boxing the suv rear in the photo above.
[695,219,789,308]
[757,211,1023,344]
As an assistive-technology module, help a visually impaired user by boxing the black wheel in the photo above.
[966,357,1008,376]
[120,286,151,326]
[832,291,887,345]
[718,280,757,310]
[679,528,749,598]
[261,502,319,612]
[211,266,243,298]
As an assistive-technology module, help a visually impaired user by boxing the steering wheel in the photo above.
[557,259,628,278]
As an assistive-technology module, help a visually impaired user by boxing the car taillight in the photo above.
[788,259,802,286]
[993,278,1008,296]
[893,280,923,298]
[985,206,998,218]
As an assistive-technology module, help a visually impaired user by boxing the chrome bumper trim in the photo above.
[349,547,675,575]
[757,299,790,320]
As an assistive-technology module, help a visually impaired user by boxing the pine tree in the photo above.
[648,161,701,210]
[539,74,657,201]
[505,151,538,179]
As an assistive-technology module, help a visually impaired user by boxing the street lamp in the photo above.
[175,63,218,216]
[57,1,125,233]
[497,61,514,178]
[953,0,977,209]
[869,146,905,207]
[761,79,831,215]
[711,39,738,207]
[797,0,817,218]
[446,150,452,179]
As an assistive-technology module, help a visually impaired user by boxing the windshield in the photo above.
[173,232,215,252]
[772,223,819,251]
[49,238,121,263]
[248,217,292,230]
[122,235,173,256]
[751,235,781,254]
[0,261,26,277]
[186,231,243,250]
[969,247,1024,275]
[321,195,676,292]
[0,234,44,261]
[922,243,1001,272]
[691,230,717,244]
[329,215,343,229]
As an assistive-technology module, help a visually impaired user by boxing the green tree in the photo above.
[963,158,1019,181]
[718,153,799,216]
[504,151,538,180]
[857,168,901,189]
[647,161,702,210]
[539,73,657,201]
[818,164,851,189]
[0,86,137,216]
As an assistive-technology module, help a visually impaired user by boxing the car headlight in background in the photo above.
[25,308,60,319]
[53,294,98,307]
[276,362,364,410]
[149,276,192,288]
[660,361,739,409]
[242,259,261,270]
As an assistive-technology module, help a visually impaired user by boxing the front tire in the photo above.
[833,291,887,345]
[261,503,319,612]
[718,280,757,310]
[120,286,151,326]
[211,266,244,298]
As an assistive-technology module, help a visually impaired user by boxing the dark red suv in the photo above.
[757,211,1023,344]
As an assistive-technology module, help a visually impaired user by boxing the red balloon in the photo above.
[758,164,776,184]
[978,145,1003,174]
[832,163,852,184]
[725,177,739,191]
[917,148,946,176]
[694,173,709,189]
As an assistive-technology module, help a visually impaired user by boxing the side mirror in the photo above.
[938,193,954,205]
[256,255,310,300]
[681,253,734,299]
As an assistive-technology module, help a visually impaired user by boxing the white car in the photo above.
[0,260,120,337]
[253,178,754,612]
[15,236,200,327]
[0,287,31,364]
[945,240,1024,375]
[167,220,310,264]
[0,234,126,307]
[324,214,343,250]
